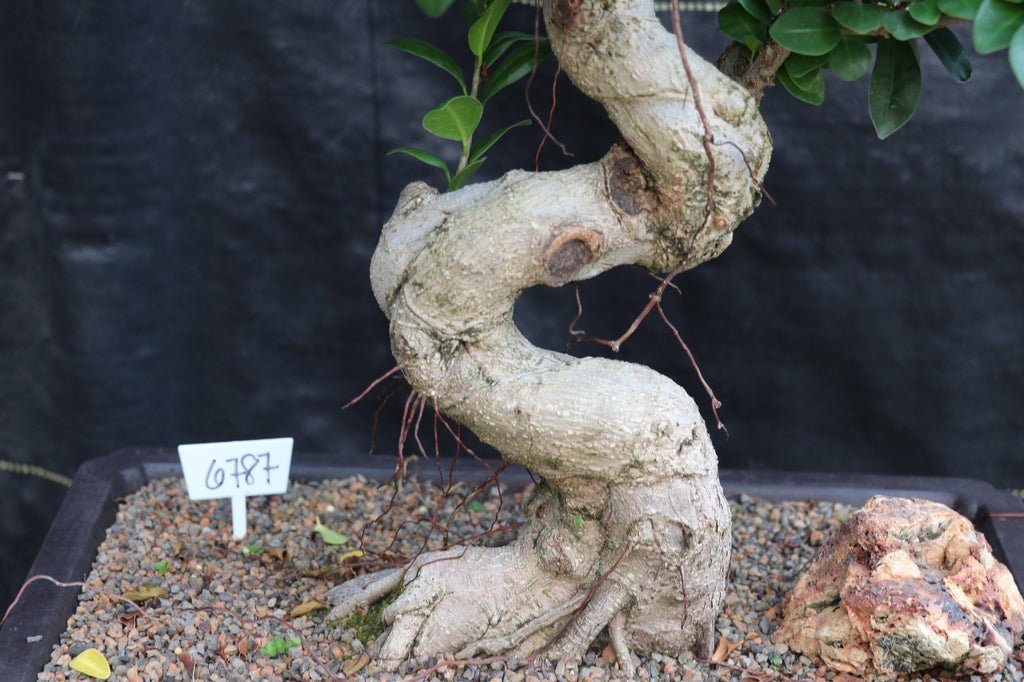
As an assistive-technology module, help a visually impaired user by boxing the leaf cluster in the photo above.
[389,0,550,190]
[260,634,301,658]
[719,0,1024,138]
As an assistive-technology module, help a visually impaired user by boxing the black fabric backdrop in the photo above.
[1,1,1021,609]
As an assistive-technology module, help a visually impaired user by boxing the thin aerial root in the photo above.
[456,592,589,659]
[344,363,404,409]
[527,0,572,160]
[535,543,633,661]
[655,301,729,437]
[534,63,564,171]
[670,0,717,246]
[608,611,635,680]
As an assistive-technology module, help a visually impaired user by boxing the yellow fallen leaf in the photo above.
[338,549,365,562]
[289,599,328,619]
[69,648,111,680]
[122,583,168,602]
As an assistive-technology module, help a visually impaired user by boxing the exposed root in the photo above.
[456,593,588,659]
[609,611,635,680]
[325,567,406,622]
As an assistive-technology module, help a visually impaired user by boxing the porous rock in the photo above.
[776,495,1024,677]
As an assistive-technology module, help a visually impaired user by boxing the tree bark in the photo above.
[329,0,773,669]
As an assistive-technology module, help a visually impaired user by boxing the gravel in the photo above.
[35,477,1024,681]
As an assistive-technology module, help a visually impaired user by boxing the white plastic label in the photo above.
[177,437,293,538]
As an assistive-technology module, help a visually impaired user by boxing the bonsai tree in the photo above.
[330,0,1024,672]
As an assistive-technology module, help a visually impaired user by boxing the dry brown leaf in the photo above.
[289,599,328,619]
[177,651,196,676]
[122,583,168,602]
[171,541,184,557]
[238,638,250,656]
[263,547,288,561]
[710,635,742,663]
[342,652,370,676]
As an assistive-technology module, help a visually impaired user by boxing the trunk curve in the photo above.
[331,0,774,670]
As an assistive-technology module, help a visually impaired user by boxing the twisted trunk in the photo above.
[330,0,772,669]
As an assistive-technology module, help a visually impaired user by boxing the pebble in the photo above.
[35,476,1024,681]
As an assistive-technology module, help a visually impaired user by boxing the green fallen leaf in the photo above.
[244,543,264,556]
[468,499,486,513]
[261,634,301,658]
[152,559,170,575]
[313,516,349,545]
[572,514,584,529]
[69,648,111,680]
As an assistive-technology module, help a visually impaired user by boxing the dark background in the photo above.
[1,0,1021,611]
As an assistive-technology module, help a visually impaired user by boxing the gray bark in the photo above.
[329,0,773,670]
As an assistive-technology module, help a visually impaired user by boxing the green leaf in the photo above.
[153,559,170,575]
[480,41,551,102]
[387,146,452,182]
[1011,25,1024,87]
[832,2,885,33]
[973,0,1024,53]
[829,35,872,80]
[468,499,486,513]
[908,0,942,24]
[485,31,537,67]
[450,157,487,190]
[882,10,933,39]
[924,27,973,81]
[786,62,823,89]
[719,3,769,52]
[469,119,530,163]
[937,0,982,20]
[784,52,829,76]
[572,514,584,529]
[869,38,922,139]
[416,0,457,18]
[764,0,783,14]
[468,0,513,57]
[770,7,842,55]
[261,635,301,658]
[740,0,775,23]
[313,516,349,545]
[422,95,484,143]
[388,38,467,94]
[777,66,826,104]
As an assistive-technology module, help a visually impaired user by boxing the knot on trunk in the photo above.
[606,143,658,217]
[543,224,603,287]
